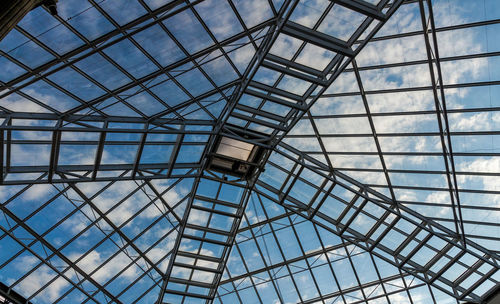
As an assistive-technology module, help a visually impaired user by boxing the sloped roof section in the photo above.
[0,0,499,304]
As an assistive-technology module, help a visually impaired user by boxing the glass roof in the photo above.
[0,0,499,303]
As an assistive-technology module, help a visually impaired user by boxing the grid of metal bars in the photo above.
[0,0,499,303]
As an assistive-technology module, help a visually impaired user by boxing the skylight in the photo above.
[0,0,499,303]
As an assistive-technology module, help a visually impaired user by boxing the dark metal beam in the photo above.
[257,142,500,303]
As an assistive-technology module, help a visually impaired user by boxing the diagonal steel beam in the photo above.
[417,0,466,245]
[0,197,123,303]
[254,142,499,303]
[155,0,404,302]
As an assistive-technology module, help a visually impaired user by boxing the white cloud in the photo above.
[15,256,71,303]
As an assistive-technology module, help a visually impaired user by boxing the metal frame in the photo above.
[1,0,499,303]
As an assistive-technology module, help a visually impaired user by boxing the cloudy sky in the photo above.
[0,0,499,303]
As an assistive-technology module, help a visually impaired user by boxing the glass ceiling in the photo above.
[0,0,499,303]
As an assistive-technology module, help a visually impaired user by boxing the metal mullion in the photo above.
[234,104,287,122]
[340,240,369,303]
[87,0,184,120]
[366,246,393,304]
[310,223,348,304]
[334,191,362,225]
[226,0,260,50]
[281,21,354,57]
[307,113,335,170]
[215,0,300,135]
[286,130,500,137]
[55,21,275,116]
[344,50,500,73]
[0,166,199,184]
[1,124,213,135]
[92,120,107,180]
[272,145,495,292]
[79,230,178,304]
[238,1,333,133]
[0,225,104,304]
[132,123,149,178]
[318,167,500,177]
[2,0,194,91]
[47,120,62,182]
[8,140,199,146]
[172,261,223,274]
[373,184,500,195]
[228,241,264,304]
[85,225,180,304]
[140,177,183,224]
[278,161,301,200]
[244,88,305,110]
[166,127,185,179]
[308,180,336,219]
[338,198,370,236]
[67,181,165,276]
[156,175,203,304]
[0,183,68,245]
[285,216,324,302]
[12,27,107,115]
[4,118,11,179]
[1,112,216,125]
[260,60,328,86]
[234,197,286,303]
[248,81,304,103]
[418,0,465,244]
[184,223,232,237]
[308,151,500,157]
[0,202,122,303]
[236,211,295,234]
[0,126,3,183]
[143,10,227,121]
[317,79,500,98]
[259,214,305,303]
[189,205,237,218]
[305,106,500,119]
[231,112,287,131]
[331,0,386,21]
[195,194,241,208]
[352,17,500,48]
[305,174,331,210]
[0,54,61,114]
[427,217,500,228]
[53,8,185,120]
[352,59,397,201]
[266,53,324,77]
[189,3,243,80]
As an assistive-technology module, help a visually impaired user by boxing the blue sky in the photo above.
[0,0,499,303]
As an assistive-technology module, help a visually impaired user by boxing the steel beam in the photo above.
[418,0,466,245]
[255,142,499,303]
[0,0,46,41]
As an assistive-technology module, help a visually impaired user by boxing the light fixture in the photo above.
[208,132,265,178]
